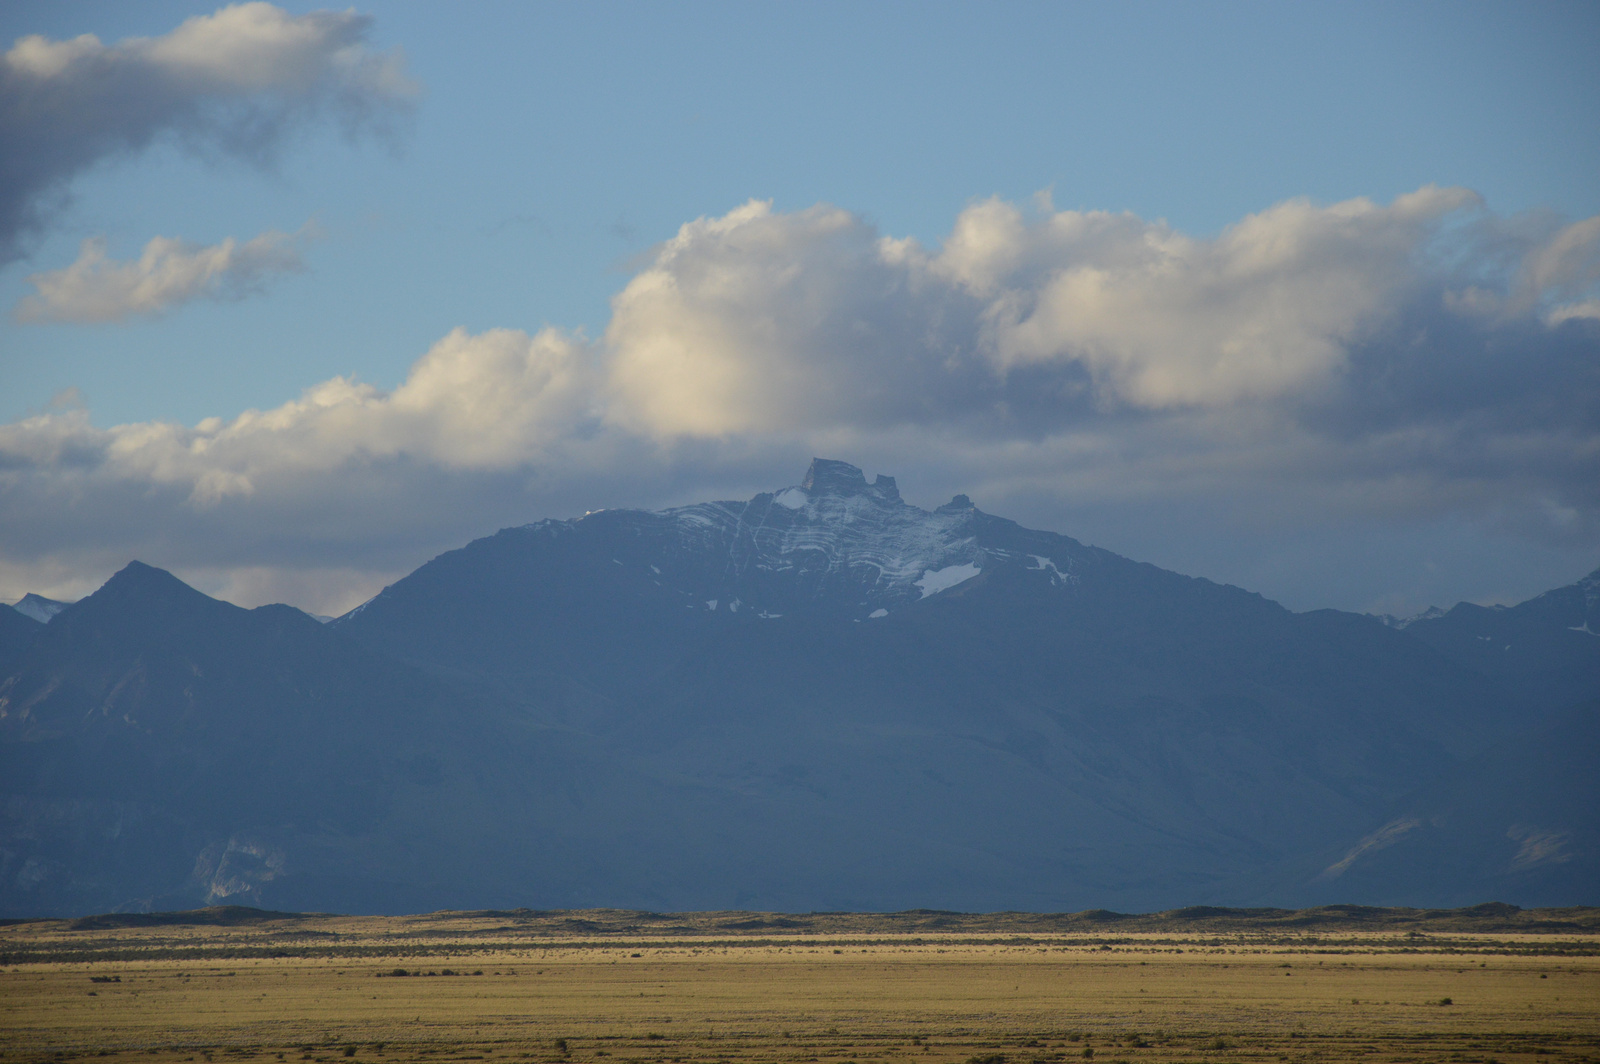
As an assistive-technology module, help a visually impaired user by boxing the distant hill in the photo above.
[1,460,1594,917]
[5,901,1595,946]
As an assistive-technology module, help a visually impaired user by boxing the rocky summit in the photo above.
[2,460,1595,916]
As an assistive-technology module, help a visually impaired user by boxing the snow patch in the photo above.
[706,599,718,610]
[1568,622,1597,636]
[868,608,889,619]
[1029,555,1067,582]
[660,483,982,599]
[11,594,69,624]
[916,563,981,598]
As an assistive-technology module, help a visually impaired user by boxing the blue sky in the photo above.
[1,1,1597,616]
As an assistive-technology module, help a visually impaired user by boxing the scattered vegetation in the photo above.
[0,911,1594,1064]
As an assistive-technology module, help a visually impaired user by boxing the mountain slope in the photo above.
[1277,698,1600,908]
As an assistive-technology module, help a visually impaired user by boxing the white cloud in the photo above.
[1548,299,1600,325]
[1517,215,1600,307]
[0,3,416,261]
[14,225,314,323]
[966,186,1480,407]
[60,325,597,503]
[604,186,1494,430]
[605,200,992,436]
[0,188,1596,616]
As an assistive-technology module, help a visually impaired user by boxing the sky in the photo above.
[1,0,1597,619]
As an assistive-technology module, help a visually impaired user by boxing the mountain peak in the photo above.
[77,561,230,619]
[12,593,71,624]
[800,458,900,502]
[104,560,185,589]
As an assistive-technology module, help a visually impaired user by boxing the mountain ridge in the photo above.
[2,459,1594,916]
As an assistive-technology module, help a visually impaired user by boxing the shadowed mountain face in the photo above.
[1,461,1594,916]
[0,605,41,675]
[1394,569,1600,715]
[0,563,551,915]
[1284,698,1600,909]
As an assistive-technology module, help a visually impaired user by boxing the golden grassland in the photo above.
[1,910,1595,1064]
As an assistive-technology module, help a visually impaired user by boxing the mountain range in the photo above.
[2,459,1595,917]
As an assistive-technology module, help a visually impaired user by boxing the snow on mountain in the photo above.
[1372,605,1448,629]
[915,563,981,598]
[10,594,70,624]
[502,458,1076,619]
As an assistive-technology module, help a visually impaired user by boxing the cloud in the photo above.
[604,186,1561,429]
[0,188,1596,615]
[0,3,416,263]
[4,324,596,493]
[14,225,315,323]
[597,192,1599,539]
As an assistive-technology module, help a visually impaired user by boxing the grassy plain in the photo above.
[1,908,1595,1064]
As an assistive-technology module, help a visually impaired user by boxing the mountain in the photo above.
[331,458,1577,909]
[0,563,565,915]
[1,460,1593,916]
[11,593,71,625]
[1390,569,1600,716]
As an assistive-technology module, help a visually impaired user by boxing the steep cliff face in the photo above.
[1,460,1592,917]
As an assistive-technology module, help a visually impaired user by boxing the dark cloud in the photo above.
[0,3,416,263]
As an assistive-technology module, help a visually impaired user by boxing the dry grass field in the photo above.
[1,908,1595,1064]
